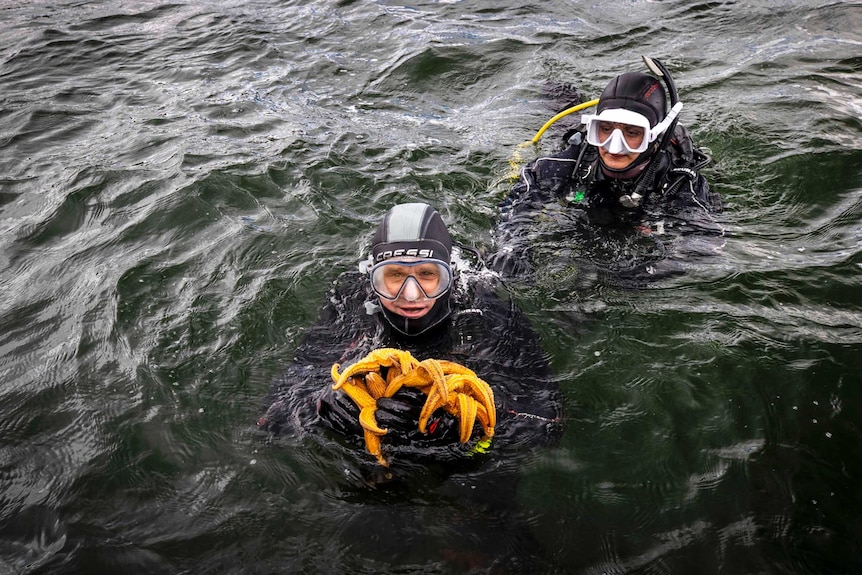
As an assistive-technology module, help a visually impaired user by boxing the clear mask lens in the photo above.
[370,259,452,301]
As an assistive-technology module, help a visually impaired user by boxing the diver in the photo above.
[258,202,562,471]
[494,57,724,282]
[258,203,565,572]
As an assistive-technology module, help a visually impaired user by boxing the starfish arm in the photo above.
[359,405,387,435]
[457,394,479,443]
[339,379,377,410]
[365,371,387,399]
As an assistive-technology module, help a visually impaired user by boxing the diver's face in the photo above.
[376,262,440,319]
[379,280,435,319]
[596,121,645,172]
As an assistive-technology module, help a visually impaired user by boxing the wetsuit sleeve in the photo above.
[504,129,586,204]
[526,141,584,199]
[660,125,724,224]
[667,174,726,238]
[258,270,376,437]
[492,138,588,277]
[455,286,564,450]
[694,174,722,213]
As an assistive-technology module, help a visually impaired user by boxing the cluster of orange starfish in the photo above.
[330,348,496,466]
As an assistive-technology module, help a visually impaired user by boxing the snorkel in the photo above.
[621,56,683,207]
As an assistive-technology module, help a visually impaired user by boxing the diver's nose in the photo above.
[606,129,626,154]
[400,277,422,301]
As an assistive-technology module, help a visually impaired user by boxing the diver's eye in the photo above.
[625,126,644,139]
[384,270,408,281]
[597,122,615,136]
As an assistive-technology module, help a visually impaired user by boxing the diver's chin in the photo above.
[600,153,636,171]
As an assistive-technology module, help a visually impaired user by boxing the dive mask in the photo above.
[583,102,683,154]
[369,258,453,301]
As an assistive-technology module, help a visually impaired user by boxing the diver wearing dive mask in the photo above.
[367,202,455,337]
[504,58,720,217]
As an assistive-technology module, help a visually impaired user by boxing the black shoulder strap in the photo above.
[668,124,711,169]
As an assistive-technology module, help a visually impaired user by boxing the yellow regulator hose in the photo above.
[507,98,599,181]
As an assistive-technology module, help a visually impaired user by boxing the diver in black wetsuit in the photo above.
[494,57,724,281]
[258,203,563,574]
[258,202,562,470]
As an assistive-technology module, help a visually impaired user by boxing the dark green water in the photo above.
[2,1,861,573]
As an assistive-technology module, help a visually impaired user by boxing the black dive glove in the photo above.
[375,387,426,434]
[377,387,458,443]
[319,385,459,443]
[316,386,361,436]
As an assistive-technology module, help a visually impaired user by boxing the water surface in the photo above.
[1,0,861,573]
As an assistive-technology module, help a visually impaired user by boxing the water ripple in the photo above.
[0,0,861,573]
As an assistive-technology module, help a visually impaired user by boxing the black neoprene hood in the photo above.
[369,202,453,337]
[371,203,452,264]
[597,72,667,127]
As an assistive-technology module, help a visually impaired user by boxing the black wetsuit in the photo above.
[493,124,725,282]
[258,264,563,474]
[257,263,564,572]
